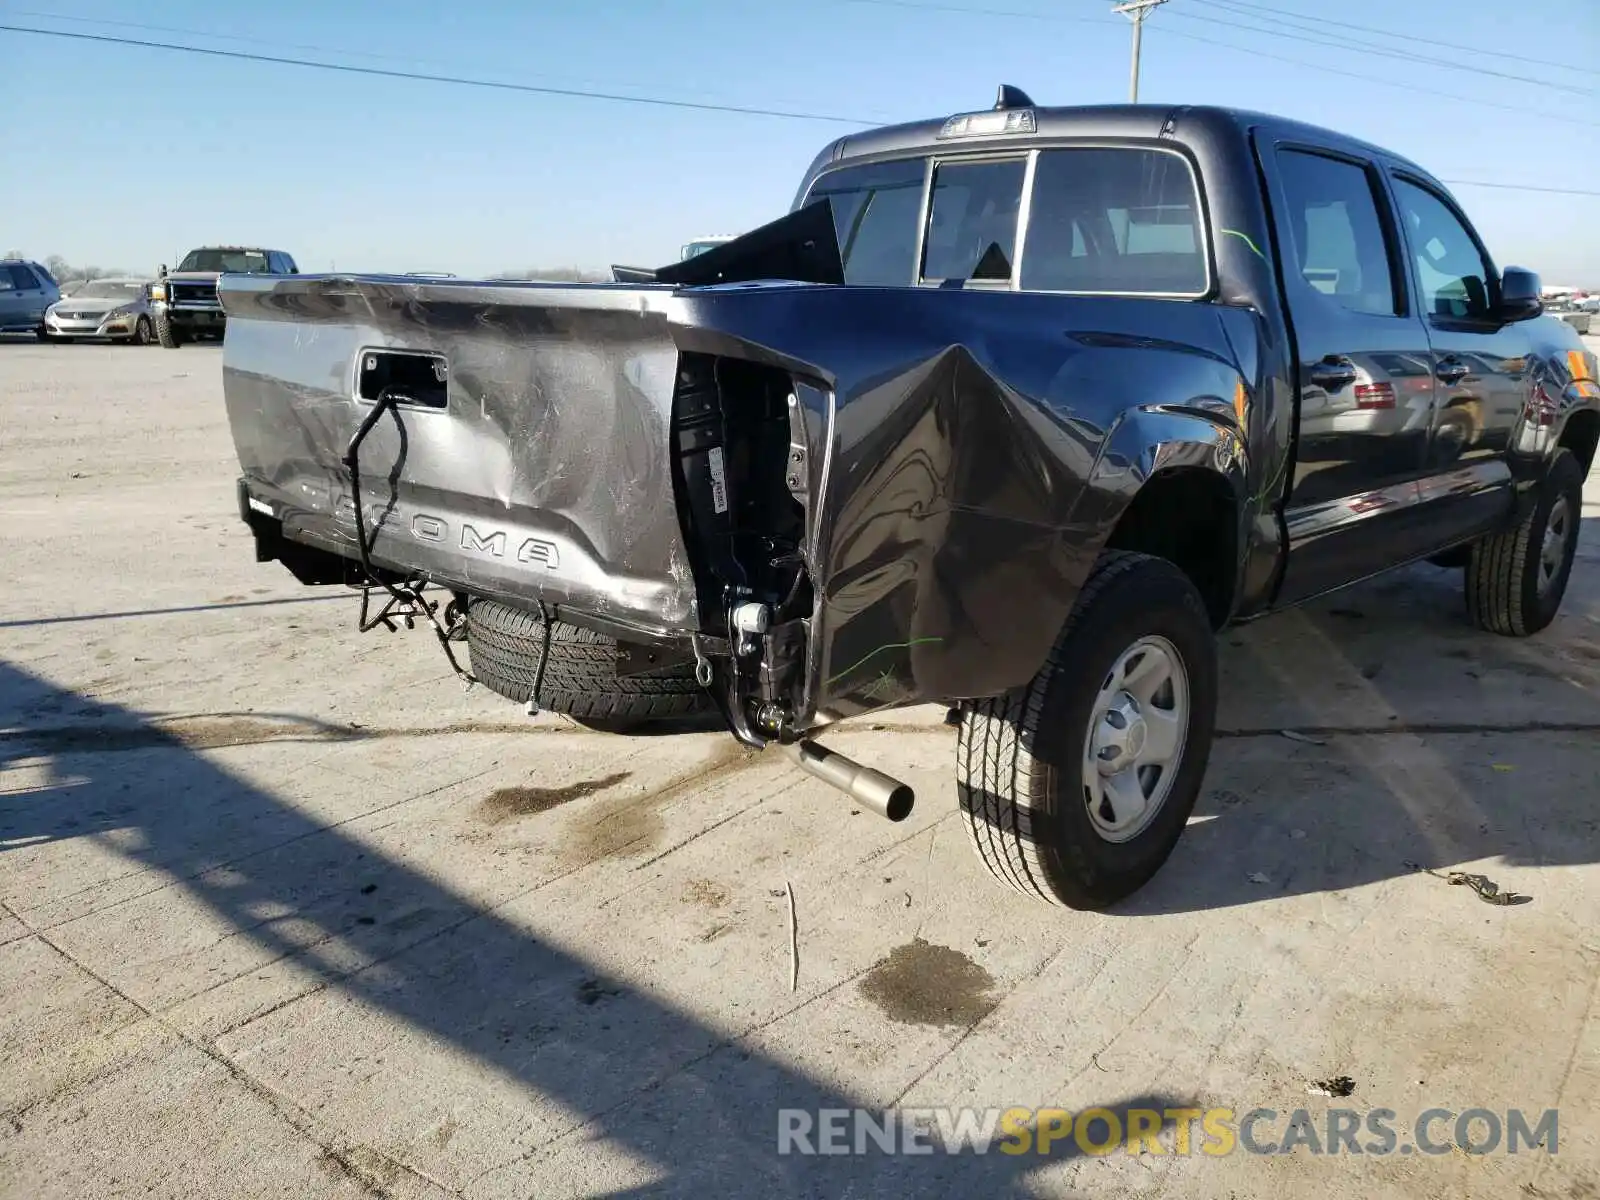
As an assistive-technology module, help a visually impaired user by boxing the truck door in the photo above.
[1255,141,1437,604]
[1385,174,1523,547]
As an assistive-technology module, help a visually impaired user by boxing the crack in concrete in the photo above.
[0,900,457,1199]
[468,963,879,1192]
[214,748,762,1042]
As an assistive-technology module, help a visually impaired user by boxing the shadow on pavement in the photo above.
[0,660,1189,1196]
[1126,542,1600,915]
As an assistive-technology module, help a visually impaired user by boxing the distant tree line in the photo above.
[41,255,137,284]
[4,252,608,285]
[491,266,608,282]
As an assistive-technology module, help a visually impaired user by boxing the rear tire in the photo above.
[465,599,712,723]
[1465,449,1583,637]
[956,551,1218,909]
[154,309,181,348]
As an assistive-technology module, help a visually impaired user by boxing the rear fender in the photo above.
[1073,405,1250,568]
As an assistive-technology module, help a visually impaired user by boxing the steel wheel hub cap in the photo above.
[1082,636,1190,843]
[1540,496,1570,595]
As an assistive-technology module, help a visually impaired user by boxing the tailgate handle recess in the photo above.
[357,349,448,410]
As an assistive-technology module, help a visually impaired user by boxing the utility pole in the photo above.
[1112,0,1169,103]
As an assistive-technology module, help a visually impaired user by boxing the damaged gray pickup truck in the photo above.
[221,93,1599,908]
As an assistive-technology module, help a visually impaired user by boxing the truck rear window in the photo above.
[806,146,1208,297]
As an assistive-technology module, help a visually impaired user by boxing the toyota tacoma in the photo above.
[219,93,1599,908]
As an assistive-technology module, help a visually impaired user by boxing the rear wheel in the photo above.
[154,309,181,348]
[1465,449,1583,636]
[956,551,1218,909]
[465,599,712,724]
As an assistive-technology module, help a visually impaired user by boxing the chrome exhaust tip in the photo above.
[780,739,914,822]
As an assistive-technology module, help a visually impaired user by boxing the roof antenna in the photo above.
[994,84,1035,110]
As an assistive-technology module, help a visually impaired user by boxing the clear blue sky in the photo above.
[3,0,1596,282]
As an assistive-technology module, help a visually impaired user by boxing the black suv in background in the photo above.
[152,246,297,347]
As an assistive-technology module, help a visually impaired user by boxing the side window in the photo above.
[283,255,299,274]
[8,264,39,290]
[1274,150,1399,317]
[1021,148,1207,295]
[921,158,1026,283]
[1392,178,1493,320]
[0,266,19,291]
[807,158,925,286]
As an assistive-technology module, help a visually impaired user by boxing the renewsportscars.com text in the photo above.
[777,1106,1558,1157]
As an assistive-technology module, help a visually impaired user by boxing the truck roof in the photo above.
[809,102,1440,193]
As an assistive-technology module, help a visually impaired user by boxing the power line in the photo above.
[14,9,908,122]
[808,0,1594,125]
[1166,4,1596,97]
[0,24,875,126]
[4,18,1595,200]
[1440,180,1600,198]
[843,0,1105,22]
[1149,23,1593,128]
[1193,0,1594,77]
[12,9,444,67]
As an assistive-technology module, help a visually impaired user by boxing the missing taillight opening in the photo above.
[672,353,812,629]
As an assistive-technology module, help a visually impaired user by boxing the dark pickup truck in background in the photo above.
[220,93,1599,909]
[153,245,298,347]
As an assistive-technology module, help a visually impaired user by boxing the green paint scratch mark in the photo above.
[827,637,944,687]
[1221,228,1266,261]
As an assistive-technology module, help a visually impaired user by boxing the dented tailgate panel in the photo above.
[221,276,698,632]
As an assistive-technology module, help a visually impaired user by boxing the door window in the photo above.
[1021,148,1207,295]
[5,264,39,290]
[1392,179,1493,320]
[1275,150,1399,317]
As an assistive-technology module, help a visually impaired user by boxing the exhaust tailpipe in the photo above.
[780,739,914,822]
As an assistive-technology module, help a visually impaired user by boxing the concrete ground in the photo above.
[2,337,1598,1199]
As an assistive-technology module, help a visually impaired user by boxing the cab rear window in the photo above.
[806,146,1208,297]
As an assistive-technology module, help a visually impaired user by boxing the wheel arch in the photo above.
[1559,406,1598,478]
[1073,407,1250,630]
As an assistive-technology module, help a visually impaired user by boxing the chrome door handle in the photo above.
[1436,357,1470,385]
[1308,356,1358,391]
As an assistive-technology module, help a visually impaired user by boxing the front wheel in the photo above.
[129,315,153,346]
[957,551,1218,909]
[154,309,181,348]
[1465,448,1583,636]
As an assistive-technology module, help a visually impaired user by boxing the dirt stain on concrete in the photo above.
[558,743,760,867]
[683,878,730,909]
[430,1115,460,1149]
[860,938,999,1028]
[479,772,632,824]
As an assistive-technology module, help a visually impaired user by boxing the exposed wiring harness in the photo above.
[342,386,475,687]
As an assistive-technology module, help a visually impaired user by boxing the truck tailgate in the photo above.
[220,274,698,633]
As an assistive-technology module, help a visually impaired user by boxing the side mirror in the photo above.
[1498,267,1542,323]
[158,264,168,278]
